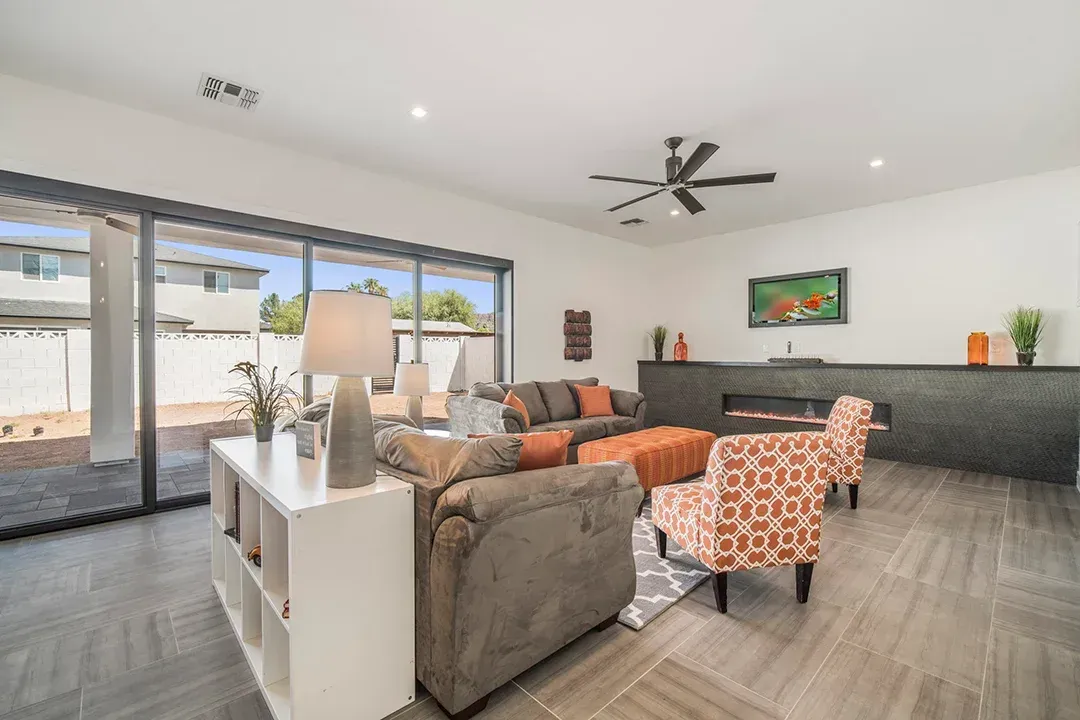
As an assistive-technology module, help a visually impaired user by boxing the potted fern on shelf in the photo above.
[225,361,302,442]
[1002,306,1046,366]
[648,325,669,361]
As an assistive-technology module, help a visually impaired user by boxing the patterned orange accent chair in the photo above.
[651,431,831,613]
[823,395,874,509]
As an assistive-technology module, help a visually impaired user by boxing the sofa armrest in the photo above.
[433,461,643,529]
[446,394,526,436]
[610,389,645,420]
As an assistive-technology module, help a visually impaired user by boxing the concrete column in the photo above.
[89,222,136,464]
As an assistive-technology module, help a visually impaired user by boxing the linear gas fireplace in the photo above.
[723,394,891,431]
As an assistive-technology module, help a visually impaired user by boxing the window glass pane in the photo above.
[0,196,143,530]
[155,265,166,283]
[21,252,40,279]
[40,254,59,281]
[422,264,497,396]
[154,221,304,501]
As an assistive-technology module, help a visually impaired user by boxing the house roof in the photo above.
[0,298,192,325]
[0,237,269,273]
[391,319,476,334]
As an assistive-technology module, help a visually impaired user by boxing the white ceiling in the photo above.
[1,0,1079,247]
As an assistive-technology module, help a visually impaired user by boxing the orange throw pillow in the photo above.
[503,390,530,429]
[468,430,573,471]
[576,384,614,418]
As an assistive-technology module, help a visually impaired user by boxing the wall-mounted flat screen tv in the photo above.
[749,268,848,328]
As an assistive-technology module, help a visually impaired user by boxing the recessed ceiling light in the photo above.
[411,106,428,119]
[670,209,680,216]
[869,158,885,168]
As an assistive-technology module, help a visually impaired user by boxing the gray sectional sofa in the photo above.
[446,377,646,461]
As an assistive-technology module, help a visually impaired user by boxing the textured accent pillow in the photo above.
[498,382,550,425]
[562,377,599,414]
[469,430,574,471]
[469,382,507,402]
[503,390,531,429]
[374,420,522,484]
[536,380,579,422]
[576,384,615,418]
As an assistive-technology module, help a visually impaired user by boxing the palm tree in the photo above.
[347,278,389,296]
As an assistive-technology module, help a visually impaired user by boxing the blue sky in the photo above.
[0,221,494,312]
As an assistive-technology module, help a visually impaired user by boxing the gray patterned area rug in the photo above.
[618,496,711,630]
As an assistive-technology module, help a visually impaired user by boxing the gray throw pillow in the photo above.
[562,377,599,415]
[497,382,550,425]
[373,419,521,485]
[536,380,579,422]
[469,382,507,402]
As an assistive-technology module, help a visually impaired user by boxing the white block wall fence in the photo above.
[0,330,495,416]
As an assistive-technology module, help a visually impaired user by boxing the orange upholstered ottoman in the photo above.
[577,426,717,493]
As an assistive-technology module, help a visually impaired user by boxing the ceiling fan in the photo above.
[589,137,776,215]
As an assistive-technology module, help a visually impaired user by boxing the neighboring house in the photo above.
[0,237,268,333]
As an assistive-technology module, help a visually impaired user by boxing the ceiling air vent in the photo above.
[619,218,649,226]
[198,73,261,111]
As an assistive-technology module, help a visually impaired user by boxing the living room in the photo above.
[0,2,1077,720]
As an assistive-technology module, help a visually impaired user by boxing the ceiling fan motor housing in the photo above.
[665,155,682,182]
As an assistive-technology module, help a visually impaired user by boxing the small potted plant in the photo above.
[225,361,302,442]
[647,325,669,361]
[1002,305,1046,366]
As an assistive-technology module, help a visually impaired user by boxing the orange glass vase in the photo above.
[967,332,989,365]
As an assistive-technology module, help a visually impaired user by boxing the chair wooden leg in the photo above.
[712,572,728,613]
[831,482,838,493]
[849,484,859,509]
[795,563,815,603]
[655,526,667,559]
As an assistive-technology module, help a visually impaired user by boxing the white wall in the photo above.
[0,74,651,390]
[657,167,1080,365]
[155,282,261,334]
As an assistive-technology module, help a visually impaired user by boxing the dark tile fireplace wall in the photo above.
[639,361,1080,485]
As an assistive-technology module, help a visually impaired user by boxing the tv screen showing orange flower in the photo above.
[749,268,848,327]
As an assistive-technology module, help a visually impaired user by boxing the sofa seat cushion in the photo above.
[536,380,579,422]
[592,415,638,437]
[498,382,550,425]
[528,418,606,445]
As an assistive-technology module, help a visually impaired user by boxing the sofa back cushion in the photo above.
[536,381,579,422]
[469,382,507,402]
[562,377,599,414]
[497,382,550,425]
[577,385,615,418]
[373,419,521,484]
[469,430,573,471]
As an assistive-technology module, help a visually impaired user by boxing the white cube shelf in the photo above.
[210,434,415,720]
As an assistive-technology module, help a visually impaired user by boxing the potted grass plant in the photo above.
[1002,305,1046,366]
[648,325,669,361]
[225,361,302,442]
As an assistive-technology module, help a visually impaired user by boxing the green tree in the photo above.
[346,278,389,297]
[259,293,282,325]
[391,292,414,320]
[390,289,479,327]
[268,293,305,335]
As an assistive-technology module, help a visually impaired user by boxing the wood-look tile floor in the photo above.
[1,460,1078,720]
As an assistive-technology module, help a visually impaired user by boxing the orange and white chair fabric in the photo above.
[823,395,874,509]
[651,431,831,613]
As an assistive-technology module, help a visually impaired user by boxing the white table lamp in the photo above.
[394,362,430,430]
[299,290,393,488]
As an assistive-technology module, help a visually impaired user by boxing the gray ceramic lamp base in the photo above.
[325,376,377,489]
[404,395,424,430]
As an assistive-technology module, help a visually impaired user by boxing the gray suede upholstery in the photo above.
[536,380,579,422]
[468,382,507,403]
[372,420,522,484]
[449,379,646,462]
[498,381,550,425]
[378,449,643,716]
[562,376,599,414]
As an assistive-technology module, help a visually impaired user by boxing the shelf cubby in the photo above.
[261,497,289,618]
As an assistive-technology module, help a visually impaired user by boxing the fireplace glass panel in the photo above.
[723,395,891,431]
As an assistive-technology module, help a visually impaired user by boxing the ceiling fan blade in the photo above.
[672,142,719,183]
[605,189,665,212]
[672,188,705,215]
[687,172,777,188]
[589,175,665,187]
